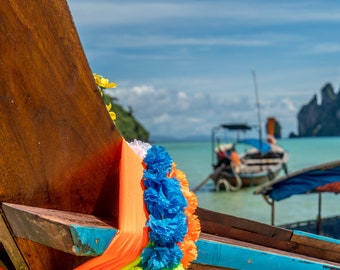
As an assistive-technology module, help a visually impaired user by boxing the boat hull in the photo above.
[213,162,285,190]
[2,203,340,270]
[228,167,282,187]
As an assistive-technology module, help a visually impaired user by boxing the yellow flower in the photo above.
[93,73,117,89]
[93,73,117,122]
[106,103,116,121]
[106,103,112,111]
[109,111,116,121]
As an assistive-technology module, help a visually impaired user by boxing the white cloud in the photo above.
[310,43,340,54]
[132,85,156,95]
[108,84,299,138]
[67,0,340,138]
[99,35,272,49]
[153,113,171,124]
[280,98,297,112]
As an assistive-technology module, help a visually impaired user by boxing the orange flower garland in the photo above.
[169,163,201,268]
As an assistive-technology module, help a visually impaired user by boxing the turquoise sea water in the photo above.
[157,137,340,226]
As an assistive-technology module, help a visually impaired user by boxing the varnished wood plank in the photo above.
[0,0,122,218]
[292,243,340,264]
[2,203,117,256]
[291,230,340,252]
[0,1,122,269]
[197,220,232,237]
[197,208,340,265]
[227,227,296,251]
[197,219,295,252]
[290,231,340,263]
[197,207,292,241]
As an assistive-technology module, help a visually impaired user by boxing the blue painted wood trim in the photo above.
[69,225,117,256]
[194,239,340,269]
[293,230,340,245]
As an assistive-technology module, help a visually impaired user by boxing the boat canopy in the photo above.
[255,160,340,201]
[238,138,271,154]
[219,123,252,131]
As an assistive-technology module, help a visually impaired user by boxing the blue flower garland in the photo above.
[141,145,188,269]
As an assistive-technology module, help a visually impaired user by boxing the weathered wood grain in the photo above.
[197,207,340,265]
[197,207,292,242]
[2,203,116,256]
[291,231,340,262]
[0,0,123,268]
[0,0,122,218]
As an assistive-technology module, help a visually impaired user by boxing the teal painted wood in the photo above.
[293,230,340,245]
[69,225,117,256]
[194,239,340,269]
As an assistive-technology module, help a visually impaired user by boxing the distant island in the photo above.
[291,83,340,137]
[103,94,150,142]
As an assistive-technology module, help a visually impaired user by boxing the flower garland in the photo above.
[169,163,200,268]
[127,141,200,269]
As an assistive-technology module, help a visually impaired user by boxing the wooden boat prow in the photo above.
[0,0,122,219]
[0,1,123,268]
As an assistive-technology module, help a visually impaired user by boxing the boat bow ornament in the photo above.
[74,140,200,270]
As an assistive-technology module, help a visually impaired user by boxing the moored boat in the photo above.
[201,123,289,192]
[254,159,340,239]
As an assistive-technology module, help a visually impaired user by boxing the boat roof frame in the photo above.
[218,123,253,131]
[254,160,340,228]
[211,123,257,167]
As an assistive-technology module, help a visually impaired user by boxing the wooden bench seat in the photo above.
[239,165,277,174]
[243,158,282,165]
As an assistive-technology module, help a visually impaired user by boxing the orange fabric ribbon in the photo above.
[75,140,148,270]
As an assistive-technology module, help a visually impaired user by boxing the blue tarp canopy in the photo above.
[238,138,271,154]
[256,161,340,201]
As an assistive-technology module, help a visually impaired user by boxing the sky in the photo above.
[67,0,340,139]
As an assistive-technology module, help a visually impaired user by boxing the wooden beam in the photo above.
[197,207,293,244]
[291,230,340,262]
[2,203,117,256]
[195,233,340,269]
[0,210,29,269]
[197,207,340,264]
